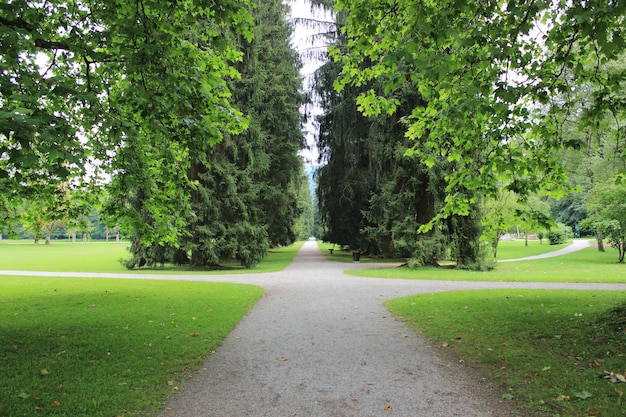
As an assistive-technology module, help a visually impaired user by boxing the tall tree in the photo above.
[315,55,374,250]
[314,5,486,267]
[117,0,306,268]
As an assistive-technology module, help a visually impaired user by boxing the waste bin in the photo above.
[352,252,360,263]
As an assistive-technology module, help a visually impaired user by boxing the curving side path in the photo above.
[497,239,591,262]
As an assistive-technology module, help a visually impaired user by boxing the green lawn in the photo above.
[386,290,626,417]
[0,240,303,416]
[0,276,264,417]
[346,247,626,283]
[0,240,304,273]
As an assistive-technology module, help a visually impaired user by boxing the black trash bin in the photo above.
[352,252,360,263]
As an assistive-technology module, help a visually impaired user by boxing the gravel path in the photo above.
[152,241,625,417]
[497,239,591,262]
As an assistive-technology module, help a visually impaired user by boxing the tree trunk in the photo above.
[449,207,483,268]
[524,231,528,246]
[596,230,605,252]
[45,231,51,245]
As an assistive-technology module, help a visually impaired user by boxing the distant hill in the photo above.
[304,165,319,199]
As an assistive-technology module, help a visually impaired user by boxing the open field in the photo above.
[386,290,626,417]
[0,240,304,274]
[0,276,264,417]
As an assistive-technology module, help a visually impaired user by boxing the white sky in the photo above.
[285,0,334,166]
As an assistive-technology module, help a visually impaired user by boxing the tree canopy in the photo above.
[2,0,253,239]
[333,0,626,229]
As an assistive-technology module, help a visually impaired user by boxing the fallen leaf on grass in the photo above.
[53,400,61,407]
[40,369,49,376]
[17,392,29,399]
[574,391,593,400]
[601,371,626,384]
[189,332,200,337]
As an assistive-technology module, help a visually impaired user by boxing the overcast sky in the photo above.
[285,0,334,165]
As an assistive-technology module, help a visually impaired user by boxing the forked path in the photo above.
[156,241,626,417]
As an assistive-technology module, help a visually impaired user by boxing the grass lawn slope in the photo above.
[0,276,263,417]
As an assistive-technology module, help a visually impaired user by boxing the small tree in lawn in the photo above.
[582,180,626,263]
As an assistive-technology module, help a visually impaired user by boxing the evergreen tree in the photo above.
[119,0,305,268]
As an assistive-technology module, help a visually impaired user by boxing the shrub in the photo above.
[547,223,573,245]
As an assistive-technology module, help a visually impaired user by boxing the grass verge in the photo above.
[345,247,626,283]
[385,290,626,417]
[0,276,264,416]
[0,240,304,274]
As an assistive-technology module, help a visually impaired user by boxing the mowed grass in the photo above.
[0,240,304,273]
[386,290,626,417]
[0,276,264,417]
[346,247,626,283]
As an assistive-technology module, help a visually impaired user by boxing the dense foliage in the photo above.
[314,0,626,267]
[113,0,308,268]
